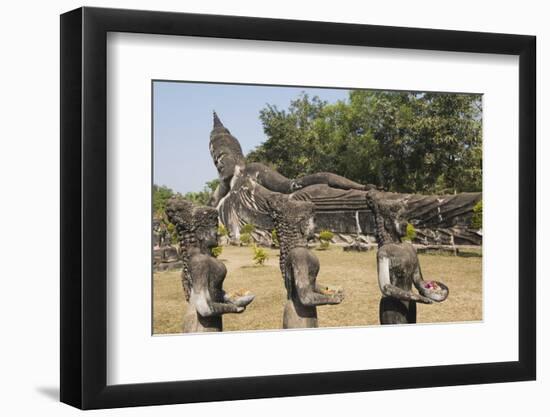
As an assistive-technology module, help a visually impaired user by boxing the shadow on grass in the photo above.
[240,264,273,269]
[420,251,482,258]
[457,251,483,258]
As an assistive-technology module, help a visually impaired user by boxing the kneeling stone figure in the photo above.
[166,197,254,333]
[267,195,344,329]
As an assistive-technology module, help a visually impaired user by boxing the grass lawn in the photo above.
[153,245,482,334]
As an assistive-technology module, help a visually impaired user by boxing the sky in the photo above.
[153,81,349,194]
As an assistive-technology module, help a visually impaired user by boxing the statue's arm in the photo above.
[294,172,377,191]
[189,266,244,316]
[223,291,255,308]
[292,258,343,306]
[381,284,433,304]
[411,262,429,295]
[208,181,230,207]
[377,256,433,304]
[191,289,244,316]
[248,163,294,193]
[314,283,343,295]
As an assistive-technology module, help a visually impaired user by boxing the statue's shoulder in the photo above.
[289,246,316,262]
[189,253,212,268]
[289,246,309,255]
[245,162,271,175]
[377,242,406,257]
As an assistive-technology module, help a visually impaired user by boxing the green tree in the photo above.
[183,179,220,206]
[247,94,329,179]
[248,91,482,194]
[471,200,483,230]
[153,184,174,212]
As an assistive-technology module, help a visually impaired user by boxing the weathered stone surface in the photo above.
[266,194,343,329]
[154,260,183,272]
[207,113,482,247]
[343,242,373,252]
[164,197,254,332]
[366,191,449,325]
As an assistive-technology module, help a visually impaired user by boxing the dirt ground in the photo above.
[153,245,482,334]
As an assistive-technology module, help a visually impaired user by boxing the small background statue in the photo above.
[165,197,254,332]
[366,191,449,324]
[267,195,344,329]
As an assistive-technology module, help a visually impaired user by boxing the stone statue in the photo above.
[209,112,373,207]
[267,194,344,329]
[165,197,255,332]
[366,191,449,325]
[208,112,482,246]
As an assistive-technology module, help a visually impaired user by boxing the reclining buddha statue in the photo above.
[208,112,481,246]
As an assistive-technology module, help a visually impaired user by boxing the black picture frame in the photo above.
[60,6,536,410]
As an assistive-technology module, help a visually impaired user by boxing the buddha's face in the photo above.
[211,146,240,182]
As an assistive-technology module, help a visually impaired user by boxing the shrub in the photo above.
[471,200,483,230]
[163,220,178,245]
[252,245,268,265]
[239,223,255,246]
[241,223,255,234]
[211,246,223,258]
[319,230,334,250]
[217,224,228,237]
[403,223,417,241]
[271,229,279,247]
[239,233,252,246]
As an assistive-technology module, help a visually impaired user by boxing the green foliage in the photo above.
[163,222,177,244]
[403,223,417,241]
[252,244,268,265]
[217,224,228,237]
[211,246,223,258]
[319,230,334,250]
[241,223,255,234]
[239,224,255,246]
[239,233,252,246]
[205,179,220,193]
[183,179,220,206]
[271,229,279,247]
[247,91,482,194]
[153,184,174,212]
[471,200,483,230]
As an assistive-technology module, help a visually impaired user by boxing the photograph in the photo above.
[152,81,483,334]
[53,2,538,412]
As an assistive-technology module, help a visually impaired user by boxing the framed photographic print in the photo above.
[60,6,536,410]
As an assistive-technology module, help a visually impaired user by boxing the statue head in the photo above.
[366,191,408,242]
[165,197,219,251]
[209,112,245,182]
[268,194,316,241]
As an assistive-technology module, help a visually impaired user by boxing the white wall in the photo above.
[0,0,545,415]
